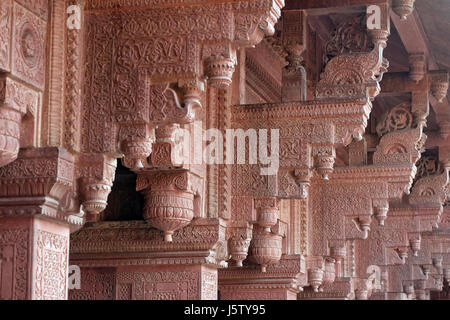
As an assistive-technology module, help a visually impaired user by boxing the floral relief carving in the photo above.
[12,3,46,89]
[376,102,413,137]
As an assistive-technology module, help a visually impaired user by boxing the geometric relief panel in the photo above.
[34,230,69,300]
[0,228,29,300]
[69,268,116,300]
[116,270,201,300]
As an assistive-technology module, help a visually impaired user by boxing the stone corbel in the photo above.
[248,221,284,273]
[227,223,253,267]
[78,153,117,222]
[306,256,326,292]
[432,255,444,274]
[373,199,389,226]
[392,246,409,265]
[121,79,205,171]
[373,125,425,166]
[329,240,347,267]
[305,255,338,294]
[136,170,198,242]
[316,4,390,100]
[411,91,429,128]
[414,279,428,300]
[409,53,426,83]
[203,44,237,89]
[409,169,449,206]
[392,0,416,20]
[403,281,415,299]
[312,145,335,181]
[430,71,449,103]
[409,236,422,257]
[120,124,153,171]
[352,216,372,240]
[0,75,39,167]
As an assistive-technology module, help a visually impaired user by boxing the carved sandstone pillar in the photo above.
[0,147,83,299]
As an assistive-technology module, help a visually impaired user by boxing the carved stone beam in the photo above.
[380,71,447,125]
[380,72,430,94]
[219,254,306,300]
[0,75,39,167]
[391,8,450,117]
[70,218,227,299]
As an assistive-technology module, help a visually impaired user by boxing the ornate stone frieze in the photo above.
[70,218,227,267]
